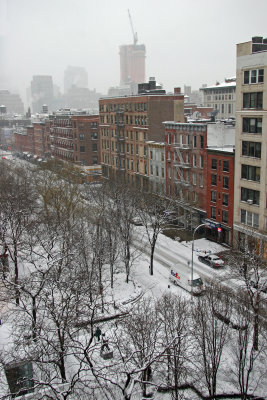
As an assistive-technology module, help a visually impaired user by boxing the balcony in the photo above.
[174,160,191,169]
[173,143,191,150]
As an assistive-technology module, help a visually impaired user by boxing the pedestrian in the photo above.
[94,327,102,341]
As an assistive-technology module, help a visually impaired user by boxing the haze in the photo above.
[1,0,267,106]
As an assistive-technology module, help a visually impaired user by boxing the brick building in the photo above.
[164,122,207,229]
[206,148,235,246]
[50,112,100,166]
[99,83,184,186]
[72,115,100,166]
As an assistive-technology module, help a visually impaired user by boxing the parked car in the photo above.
[198,254,224,268]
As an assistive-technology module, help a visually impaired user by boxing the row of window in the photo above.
[100,114,148,125]
[243,92,262,109]
[150,165,165,178]
[242,117,262,134]
[78,133,98,141]
[101,129,147,141]
[211,159,229,171]
[79,144,97,153]
[242,141,261,158]
[244,68,264,85]
[211,174,229,188]
[211,191,228,206]
[100,102,148,113]
[207,94,233,101]
[211,207,229,223]
[214,103,233,114]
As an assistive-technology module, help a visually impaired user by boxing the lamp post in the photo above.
[191,223,206,296]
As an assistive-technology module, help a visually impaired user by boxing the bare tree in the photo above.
[190,283,232,398]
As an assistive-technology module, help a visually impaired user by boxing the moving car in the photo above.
[169,264,205,295]
[198,254,224,268]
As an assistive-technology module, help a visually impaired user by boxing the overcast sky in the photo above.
[1,0,267,104]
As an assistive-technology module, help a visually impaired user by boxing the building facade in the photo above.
[119,44,146,85]
[164,122,207,229]
[206,148,235,246]
[147,142,165,195]
[0,90,24,114]
[64,66,88,93]
[200,78,236,120]
[234,36,267,256]
[31,75,54,114]
[99,85,184,186]
[50,111,100,166]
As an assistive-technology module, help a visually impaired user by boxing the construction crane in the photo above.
[128,9,138,46]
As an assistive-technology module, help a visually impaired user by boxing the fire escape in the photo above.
[116,110,125,172]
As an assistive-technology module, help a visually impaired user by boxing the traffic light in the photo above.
[217,227,222,233]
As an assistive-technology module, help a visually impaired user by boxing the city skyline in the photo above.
[1,0,267,107]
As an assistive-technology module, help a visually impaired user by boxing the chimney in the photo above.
[174,87,181,94]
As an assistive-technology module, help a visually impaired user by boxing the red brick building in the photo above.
[50,112,100,166]
[164,122,207,228]
[206,148,235,246]
[99,87,184,186]
[72,115,100,166]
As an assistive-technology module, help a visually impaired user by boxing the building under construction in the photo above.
[119,11,146,86]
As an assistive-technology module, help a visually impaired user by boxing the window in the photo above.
[241,209,259,228]
[136,145,139,155]
[211,191,216,202]
[244,69,264,84]
[161,153,164,162]
[222,104,224,113]
[242,141,261,158]
[241,187,260,205]
[243,92,263,109]
[168,133,172,144]
[161,168,164,178]
[192,173,197,185]
[211,174,217,186]
[211,207,216,219]
[223,160,229,172]
[223,176,229,189]
[131,145,133,155]
[150,151,153,159]
[91,132,98,139]
[80,146,85,153]
[150,165,153,175]
[93,156,98,164]
[211,159,217,170]
[136,132,139,140]
[222,193,228,206]
[193,136,197,148]
[92,143,97,152]
[222,210,228,223]
[79,134,85,141]
[228,104,231,113]
[241,164,260,182]
[127,143,129,153]
[193,154,197,167]
[243,117,262,134]
[200,155,204,168]
[156,166,159,176]
[199,174,203,187]
[200,136,204,149]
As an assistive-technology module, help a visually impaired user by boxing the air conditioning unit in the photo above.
[247,199,253,205]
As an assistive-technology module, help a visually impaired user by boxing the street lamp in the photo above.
[191,223,206,296]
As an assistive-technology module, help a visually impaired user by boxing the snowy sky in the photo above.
[1,0,267,103]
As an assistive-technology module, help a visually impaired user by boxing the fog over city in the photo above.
[1,0,267,105]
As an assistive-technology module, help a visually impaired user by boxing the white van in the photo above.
[169,264,205,295]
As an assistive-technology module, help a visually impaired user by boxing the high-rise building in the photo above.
[64,66,88,94]
[234,36,267,256]
[31,75,54,113]
[0,90,24,114]
[119,44,146,86]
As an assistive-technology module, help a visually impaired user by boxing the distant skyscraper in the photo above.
[64,66,88,94]
[119,44,146,86]
[31,75,54,113]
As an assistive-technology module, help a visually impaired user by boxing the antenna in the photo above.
[128,9,138,45]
